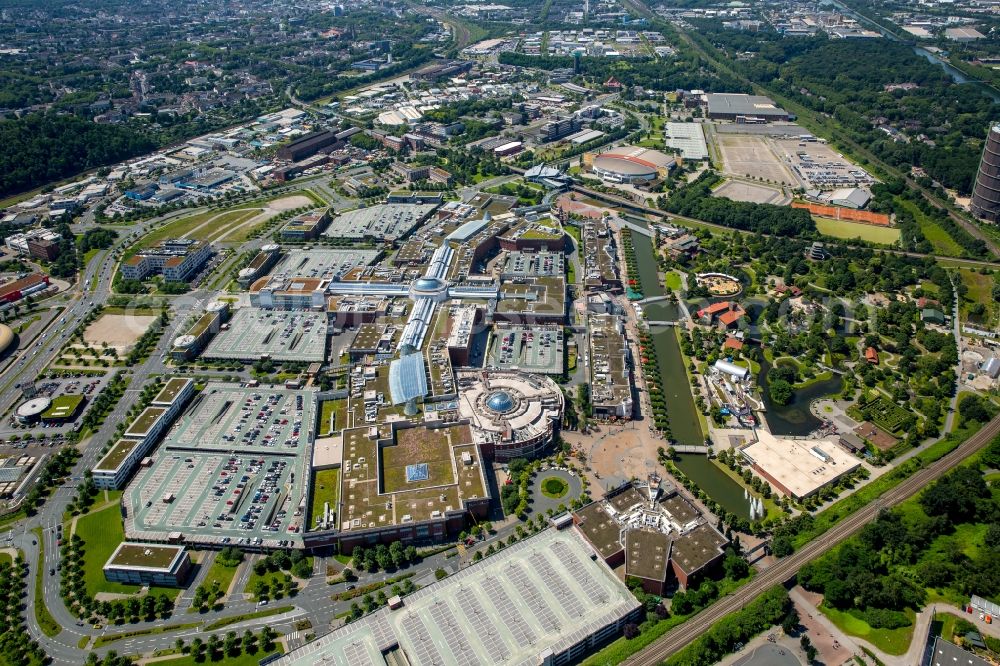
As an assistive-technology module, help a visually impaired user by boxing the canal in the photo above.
[674,454,751,519]
[627,222,751,516]
[757,356,844,437]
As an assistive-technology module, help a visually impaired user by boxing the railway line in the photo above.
[623,413,1000,665]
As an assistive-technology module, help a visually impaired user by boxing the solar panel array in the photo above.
[388,350,428,404]
[507,562,561,633]
[552,539,610,605]
[480,574,538,646]
[529,551,586,619]
[429,600,480,666]
[455,584,510,663]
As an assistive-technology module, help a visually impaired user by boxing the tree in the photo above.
[723,554,749,580]
[769,379,793,406]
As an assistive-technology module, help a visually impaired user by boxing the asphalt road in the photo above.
[623,412,1000,665]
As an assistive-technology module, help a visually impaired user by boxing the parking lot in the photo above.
[202,308,328,362]
[489,325,564,375]
[0,373,111,439]
[124,383,317,548]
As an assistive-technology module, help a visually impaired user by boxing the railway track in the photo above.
[623,414,1000,665]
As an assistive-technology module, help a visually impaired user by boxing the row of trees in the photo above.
[61,533,174,623]
[0,556,48,666]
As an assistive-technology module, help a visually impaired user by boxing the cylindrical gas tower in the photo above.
[971,124,1000,223]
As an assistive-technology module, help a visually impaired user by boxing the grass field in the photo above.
[821,604,915,655]
[199,555,240,600]
[75,501,173,597]
[318,400,345,436]
[137,208,260,249]
[896,198,964,256]
[664,271,682,291]
[958,268,995,326]
[308,468,340,530]
[814,217,901,245]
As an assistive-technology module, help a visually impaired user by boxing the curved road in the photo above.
[624,412,1000,665]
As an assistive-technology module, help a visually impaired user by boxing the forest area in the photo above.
[690,26,994,196]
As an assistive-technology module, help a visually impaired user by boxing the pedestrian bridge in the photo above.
[620,220,654,238]
[672,445,709,454]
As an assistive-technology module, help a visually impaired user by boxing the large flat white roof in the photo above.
[276,528,640,666]
[741,429,860,498]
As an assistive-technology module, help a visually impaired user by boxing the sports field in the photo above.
[814,217,901,245]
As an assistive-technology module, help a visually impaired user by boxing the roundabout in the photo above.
[528,467,583,515]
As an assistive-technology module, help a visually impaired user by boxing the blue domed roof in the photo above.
[486,390,515,413]
[414,277,444,291]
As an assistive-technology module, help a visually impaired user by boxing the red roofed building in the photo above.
[0,273,49,304]
[723,337,744,352]
[698,301,746,330]
[865,346,879,365]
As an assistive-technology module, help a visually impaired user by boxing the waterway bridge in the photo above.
[619,219,654,238]
[645,320,679,327]
[672,445,709,454]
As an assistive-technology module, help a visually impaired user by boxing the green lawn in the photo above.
[75,501,174,598]
[318,400,344,436]
[540,476,569,499]
[820,604,915,656]
[814,217,901,245]
[152,646,284,666]
[137,208,258,250]
[308,468,340,531]
[199,556,240,598]
[664,271,682,291]
[897,199,963,256]
[0,552,11,566]
[958,268,995,326]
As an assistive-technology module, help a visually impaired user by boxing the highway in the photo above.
[624,412,1000,665]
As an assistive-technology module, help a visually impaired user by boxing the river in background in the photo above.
[824,0,1000,102]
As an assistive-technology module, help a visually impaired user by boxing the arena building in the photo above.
[455,369,563,461]
[590,146,676,183]
[573,477,728,593]
[739,429,861,500]
[276,527,642,666]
